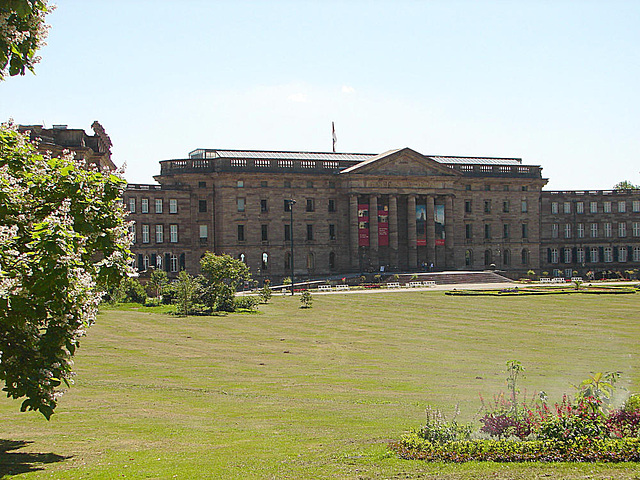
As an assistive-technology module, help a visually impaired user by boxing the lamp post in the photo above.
[287,199,296,295]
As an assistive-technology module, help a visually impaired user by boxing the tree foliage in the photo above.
[613,180,639,190]
[0,123,131,418]
[0,0,52,80]
[199,252,250,312]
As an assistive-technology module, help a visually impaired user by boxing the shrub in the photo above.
[300,290,313,308]
[607,409,640,438]
[234,295,259,311]
[419,406,472,444]
[625,394,640,413]
[215,284,236,312]
[258,282,272,304]
[116,277,146,304]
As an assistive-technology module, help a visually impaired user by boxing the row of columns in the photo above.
[349,193,455,270]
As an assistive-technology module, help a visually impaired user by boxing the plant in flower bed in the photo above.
[391,363,640,462]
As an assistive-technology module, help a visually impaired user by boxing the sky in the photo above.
[2,0,639,190]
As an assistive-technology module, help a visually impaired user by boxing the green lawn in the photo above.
[2,291,640,479]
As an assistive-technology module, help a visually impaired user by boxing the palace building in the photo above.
[124,146,640,281]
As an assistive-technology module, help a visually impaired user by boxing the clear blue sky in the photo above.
[2,0,639,190]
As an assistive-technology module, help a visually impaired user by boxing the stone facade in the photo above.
[126,147,567,281]
[539,190,640,277]
[18,122,115,170]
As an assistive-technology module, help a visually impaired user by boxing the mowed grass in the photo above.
[1,291,640,479]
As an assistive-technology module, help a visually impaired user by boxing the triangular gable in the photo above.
[340,147,461,177]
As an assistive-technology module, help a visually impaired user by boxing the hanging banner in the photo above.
[416,204,427,246]
[358,203,369,246]
[435,204,445,246]
[378,204,389,246]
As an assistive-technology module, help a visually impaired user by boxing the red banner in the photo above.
[378,204,389,246]
[358,203,369,247]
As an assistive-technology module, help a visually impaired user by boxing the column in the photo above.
[369,195,379,267]
[349,194,359,269]
[445,195,455,268]
[389,195,399,269]
[407,194,417,269]
[426,195,436,266]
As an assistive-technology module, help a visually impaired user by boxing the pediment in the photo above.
[340,148,460,177]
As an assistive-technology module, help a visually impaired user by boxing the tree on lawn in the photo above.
[1,0,53,80]
[199,252,250,312]
[0,123,132,418]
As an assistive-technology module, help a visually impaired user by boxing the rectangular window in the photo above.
[328,199,336,212]
[551,224,559,238]
[198,181,207,188]
[503,223,509,239]
[129,224,136,244]
[577,223,585,238]
[329,223,336,240]
[141,198,149,213]
[170,224,178,243]
[503,201,509,213]
[563,247,572,263]
[618,201,626,213]
[464,200,472,213]
[155,199,163,214]
[619,247,628,262]
[155,224,163,243]
[577,247,585,264]
[170,254,178,273]
[199,200,207,213]
[306,224,313,241]
[484,200,491,213]
[551,248,559,263]
[142,224,149,243]
[237,224,245,242]
[128,198,136,213]
[591,223,598,238]
[169,199,178,214]
[284,224,291,241]
[633,200,640,213]
[604,247,613,263]
[306,198,315,212]
[284,199,292,212]
[261,224,268,242]
[576,201,584,214]
[484,224,491,239]
[260,199,268,213]
[521,200,527,213]
[635,247,640,262]
[551,202,558,214]
[618,222,627,238]
[199,225,208,239]
[604,201,612,213]
[590,247,599,263]
[604,222,612,238]
[465,224,472,240]
[634,222,640,237]
[237,198,245,212]
[237,180,244,188]
[521,224,528,239]
[563,202,571,214]
[564,224,572,239]
[590,201,598,213]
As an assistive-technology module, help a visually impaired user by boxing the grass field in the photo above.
[1,291,640,479]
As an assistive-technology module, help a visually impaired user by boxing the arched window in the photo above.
[503,249,511,266]
[306,252,315,270]
[143,255,150,270]
[238,253,245,263]
[484,249,492,266]
[329,252,336,270]
[262,252,268,270]
[465,249,473,267]
[156,254,162,269]
[170,254,178,272]
[521,249,530,265]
